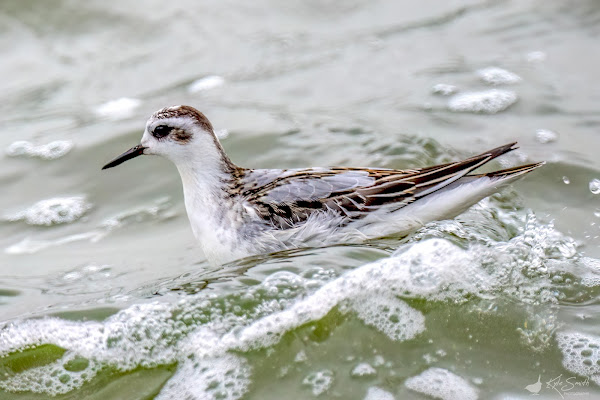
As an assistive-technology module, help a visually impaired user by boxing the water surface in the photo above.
[2,1,600,399]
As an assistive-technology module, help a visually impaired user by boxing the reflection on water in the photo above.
[1,0,600,398]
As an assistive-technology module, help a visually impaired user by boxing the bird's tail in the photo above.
[473,161,545,182]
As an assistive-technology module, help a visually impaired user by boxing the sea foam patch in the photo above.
[556,331,600,385]
[156,354,251,400]
[477,67,521,85]
[364,386,395,400]
[448,89,517,114]
[352,294,425,341]
[6,140,73,160]
[432,83,458,96]
[0,239,462,398]
[351,363,377,378]
[405,367,478,400]
[4,196,91,226]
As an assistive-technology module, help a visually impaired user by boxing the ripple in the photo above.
[95,97,141,120]
[188,75,225,93]
[4,197,173,254]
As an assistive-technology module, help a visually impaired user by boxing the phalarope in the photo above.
[102,105,543,265]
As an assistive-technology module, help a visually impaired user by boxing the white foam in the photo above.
[4,196,91,226]
[364,386,395,400]
[556,331,600,385]
[432,83,458,96]
[535,129,558,144]
[578,257,600,287]
[351,362,377,378]
[589,179,600,195]
[6,140,73,160]
[0,352,100,395]
[156,354,251,400]
[220,239,468,353]
[405,367,479,400]
[448,89,517,114]
[294,350,308,363]
[302,369,334,396]
[95,97,141,120]
[188,75,225,93]
[352,294,425,341]
[477,67,521,85]
[373,355,385,367]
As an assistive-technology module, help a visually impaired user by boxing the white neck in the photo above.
[170,137,237,204]
[173,155,246,264]
[175,157,231,219]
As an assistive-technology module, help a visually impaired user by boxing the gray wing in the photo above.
[261,169,376,203]
[239,143,520,229]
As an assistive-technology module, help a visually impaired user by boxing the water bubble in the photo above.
[562,176,570,185]
[302,369,334,396]
[448,89,517,114]
[294,350,307,363]
[535,129,558,144]
[6,140,73,160]
[364,387,395,400]
[477,67,521,85]
[405,367,478,400]
[432,83,458,96]
[350,363,376,378]
[4,196,92,226]
[589,179,600,195]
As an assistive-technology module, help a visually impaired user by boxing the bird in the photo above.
[102,105,543,266]
[525,375,542,395]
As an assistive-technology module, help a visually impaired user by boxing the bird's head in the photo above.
[102,105,231,171]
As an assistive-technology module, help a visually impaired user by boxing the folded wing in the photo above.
[241,142,522,229]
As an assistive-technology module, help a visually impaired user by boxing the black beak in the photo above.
[102,144,146,170]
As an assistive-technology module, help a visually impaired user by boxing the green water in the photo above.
[2,1,600,399]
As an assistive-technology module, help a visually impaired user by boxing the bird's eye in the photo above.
[153,125,172,139]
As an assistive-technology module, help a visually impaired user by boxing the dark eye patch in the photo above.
[153,125,172,139]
